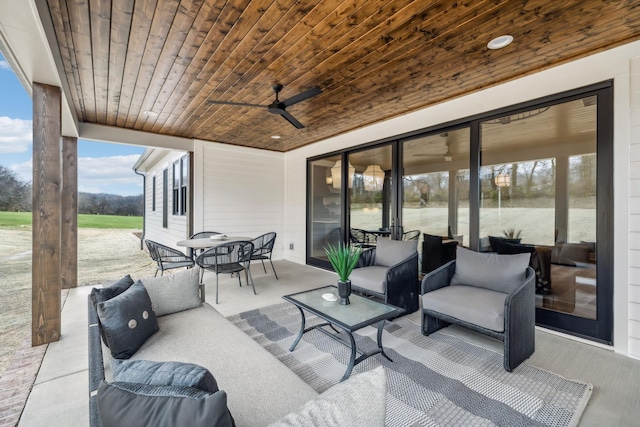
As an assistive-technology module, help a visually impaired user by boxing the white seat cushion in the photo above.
[422,285,507,332]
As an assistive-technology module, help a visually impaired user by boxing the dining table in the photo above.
[177,236,254,250]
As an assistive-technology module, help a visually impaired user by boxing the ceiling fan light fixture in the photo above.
[143,110,158,118]
[487,35,513,50]
[271,135,281,139]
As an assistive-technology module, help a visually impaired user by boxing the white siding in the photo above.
[193,141,285,259]
[629,54,640,357]
[142,151,190,249]
[283,40,640,358]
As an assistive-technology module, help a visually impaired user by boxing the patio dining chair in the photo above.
[145,239,195,277]
[196,241,255,304]
[402,229,421,241]
[188,230,222,258]
[250,232,278,279]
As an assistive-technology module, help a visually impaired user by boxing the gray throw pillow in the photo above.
[140,267,202,317]
[97,381,234,427]
[374,238,417,267]
[112,359,218,394]
[268,366,386,427]
[90,275,135,348]
[450,246,530,294]
[97,281,159,359]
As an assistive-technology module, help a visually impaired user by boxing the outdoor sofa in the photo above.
[88,267,387,426]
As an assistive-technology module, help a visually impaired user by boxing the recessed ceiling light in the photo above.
[143,110,158,118]
[271,135,281,139]
[487,35,513,50]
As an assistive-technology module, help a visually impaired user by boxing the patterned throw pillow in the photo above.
[97,281,159,359]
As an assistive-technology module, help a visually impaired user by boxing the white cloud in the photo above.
[78,154,142,196]
[8,153,143,196]
[0,60,11,70]
[0,116,32,153]
[9,159,32,182]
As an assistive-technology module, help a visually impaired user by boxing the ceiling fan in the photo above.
[206,83,322,129]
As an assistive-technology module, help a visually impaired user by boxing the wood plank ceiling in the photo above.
[44,0,640,152]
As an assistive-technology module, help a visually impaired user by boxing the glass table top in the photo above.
[283,286,404,331]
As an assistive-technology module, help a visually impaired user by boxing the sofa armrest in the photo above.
[356,247,376,268]
[421,260,456,295]
[503,266,536,371]
[88,297,105,427]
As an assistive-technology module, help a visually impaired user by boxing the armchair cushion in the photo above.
[422,285,508,332]
[348,266,388,294]
[450,247,530,294]
[374,238,417,267]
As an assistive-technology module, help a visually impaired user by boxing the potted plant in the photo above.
[502,228,522,243]
[324,243,362,305]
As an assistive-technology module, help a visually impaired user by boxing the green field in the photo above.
[0,211,142,229]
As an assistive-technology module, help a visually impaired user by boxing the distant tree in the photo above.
[0,165,32,211]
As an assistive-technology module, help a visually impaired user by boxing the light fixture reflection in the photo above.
[363,165,384,191]
[330,160,355,189]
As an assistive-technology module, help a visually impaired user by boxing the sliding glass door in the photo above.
[307,82,612,343]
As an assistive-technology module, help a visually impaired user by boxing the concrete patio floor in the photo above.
[14,260,640,426]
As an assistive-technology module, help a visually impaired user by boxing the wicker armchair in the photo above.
[196,241,254,304]
[250,232,278,279]
[145,239,194,277]
[350,238,419,313]
[421,247,535,371]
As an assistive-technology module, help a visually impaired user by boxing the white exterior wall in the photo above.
[284,40,640,358]
[192,140,286,260]
[142,151,190,249]
[628,55,640,355]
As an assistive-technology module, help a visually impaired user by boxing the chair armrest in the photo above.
[385,252,419,313]
[356,247,376,268]
[385,252,418,284]
[421,260,456,294]
[503,266,536,371]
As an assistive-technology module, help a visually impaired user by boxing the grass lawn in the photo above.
[0,211,142,229]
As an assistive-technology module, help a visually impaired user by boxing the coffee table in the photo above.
[282,285,405,381]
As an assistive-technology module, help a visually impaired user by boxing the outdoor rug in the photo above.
[228,302,592,427]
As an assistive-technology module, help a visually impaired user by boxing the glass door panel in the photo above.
[348,145,393,245]
[401,128,470,273]
[479,97,598,320]
[308,155,342,263]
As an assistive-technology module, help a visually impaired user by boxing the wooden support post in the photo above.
[61,136,78,289]
[32,83,62,346]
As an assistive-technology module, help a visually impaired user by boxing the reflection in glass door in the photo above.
[347,145,393,246]
[479,97,598,321]
[308,155,342,264]
[401,129,470,273]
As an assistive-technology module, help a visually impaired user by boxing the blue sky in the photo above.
[0,53,145,196]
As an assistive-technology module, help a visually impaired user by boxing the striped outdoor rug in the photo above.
[228,302,592,427]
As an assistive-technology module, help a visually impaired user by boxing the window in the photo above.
[172,156,189,216]
[162,169,168,228]
[152,176,156,212]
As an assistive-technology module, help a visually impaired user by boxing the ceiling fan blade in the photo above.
[206,100,265,108]
[281,86,322,108]
[278,109,305,129]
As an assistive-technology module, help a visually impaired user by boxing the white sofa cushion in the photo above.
[140,267,202,316]
[422,285,508,332]
[268,366,386,427]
